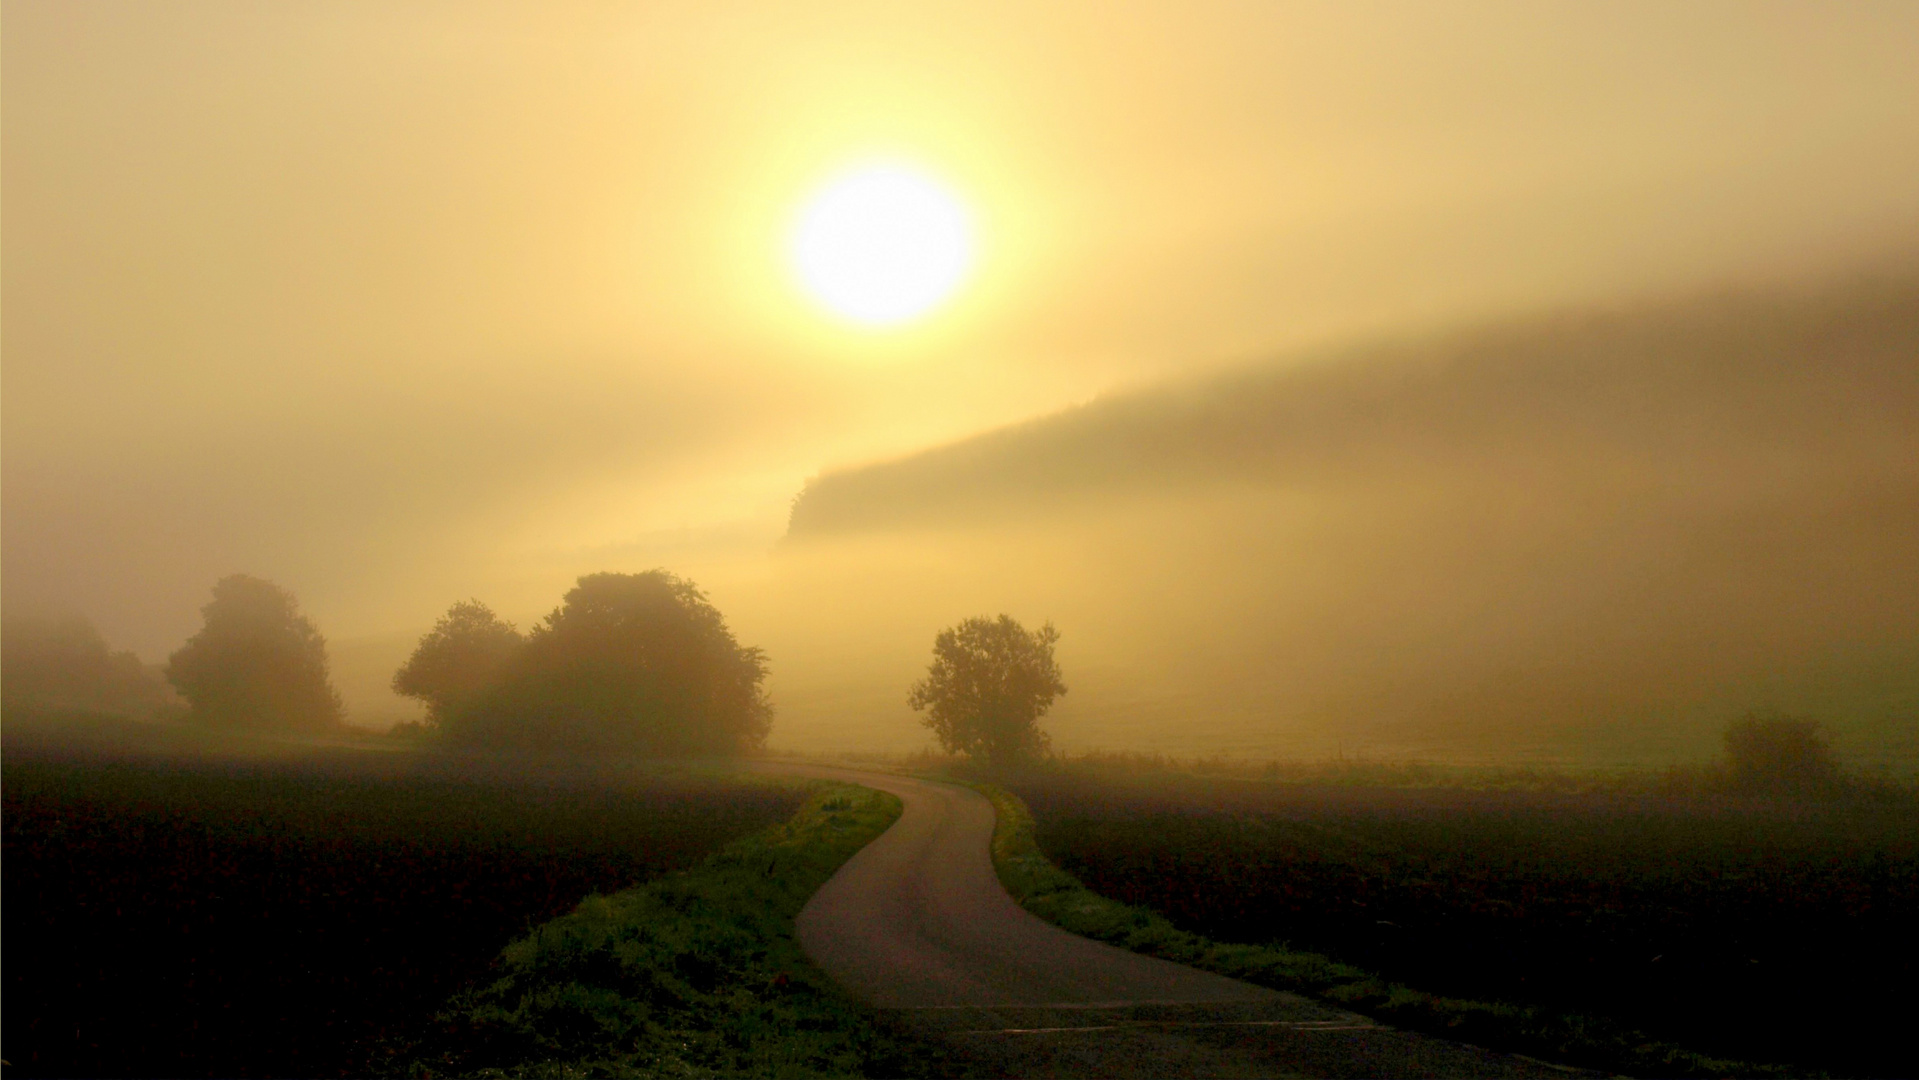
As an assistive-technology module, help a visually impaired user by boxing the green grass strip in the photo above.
[399,781,943,1079]
[974,780,1802,1080]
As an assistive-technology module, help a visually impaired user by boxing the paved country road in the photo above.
[755,763,1591,1078]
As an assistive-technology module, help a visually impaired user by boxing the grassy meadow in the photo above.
[990,757,1919,1078]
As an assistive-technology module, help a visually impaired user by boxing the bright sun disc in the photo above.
[790,163,973,327]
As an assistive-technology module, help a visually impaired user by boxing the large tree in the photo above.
[392,600,523,727]
[909,615,1065,766]
[447,571,772,754]
[166,575,343,731]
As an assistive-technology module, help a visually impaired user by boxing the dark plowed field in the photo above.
[3,749,800,1078]
[1012,770,1919,1077]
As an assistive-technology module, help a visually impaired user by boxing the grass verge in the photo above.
[974,780,1799,1080]
[396,781,944,1079]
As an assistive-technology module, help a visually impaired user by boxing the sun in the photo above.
[789,162,974,327]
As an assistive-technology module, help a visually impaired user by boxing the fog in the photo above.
[6,2,1918,765]
[757,274,1919,765]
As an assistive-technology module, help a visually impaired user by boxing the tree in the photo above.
[447,570,772,755]
[392,600,523,726]
[908,615,1065,766]
[1723,712,1838,792]
[2,613,175,719]
[166,575,343,731]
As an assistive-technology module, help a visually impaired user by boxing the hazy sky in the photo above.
[7,0,1918,681]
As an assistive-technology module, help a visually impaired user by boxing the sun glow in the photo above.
[789,163,974,327]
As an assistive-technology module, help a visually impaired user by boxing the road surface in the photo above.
[757,763,1588,1078]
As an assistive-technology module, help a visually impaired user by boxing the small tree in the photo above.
[392,600,523,727]
[1724,712,1838,793]
[166,575,343,731]
[908,615,1065,766]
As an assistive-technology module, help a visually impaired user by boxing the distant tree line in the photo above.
[5,568,772,758]
[0,571,1871,781]
[2,574,344,732]
[1,614,178,721]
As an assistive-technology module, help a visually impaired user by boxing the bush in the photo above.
[1723,713,1838,792]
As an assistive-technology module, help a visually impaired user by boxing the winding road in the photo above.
[758,763,1587,1078]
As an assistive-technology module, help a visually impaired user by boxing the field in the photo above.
[1005,764,1919,1078]
[408,782,942,1078]
[2,743,803,1078]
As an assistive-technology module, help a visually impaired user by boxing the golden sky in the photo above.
[6,0,1918,691]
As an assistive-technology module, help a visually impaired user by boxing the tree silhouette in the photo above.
[447,571,771,755]
[909,615,1065,766]
[1,613,174,719]
[1724,712,1838,792]
[392,600,523,727]
[166,575,343,731]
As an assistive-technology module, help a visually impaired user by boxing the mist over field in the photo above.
[6,2,1919,770]
[10,269,1918,770]
[758,273,1919,765]
[12,8,1919,1080]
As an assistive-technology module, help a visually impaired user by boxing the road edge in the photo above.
[968,779,1795,1080]
[392,777,959,1078]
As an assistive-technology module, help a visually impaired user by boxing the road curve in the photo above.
[755,762,1587,1078]
[762,763,1269,1008]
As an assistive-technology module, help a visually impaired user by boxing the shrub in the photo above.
[1723,712,1838,792]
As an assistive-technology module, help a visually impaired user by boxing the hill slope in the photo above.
[790,276,1918,538]
[766,272,1919,766]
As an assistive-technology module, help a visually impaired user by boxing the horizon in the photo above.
[6,1,1918,765]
